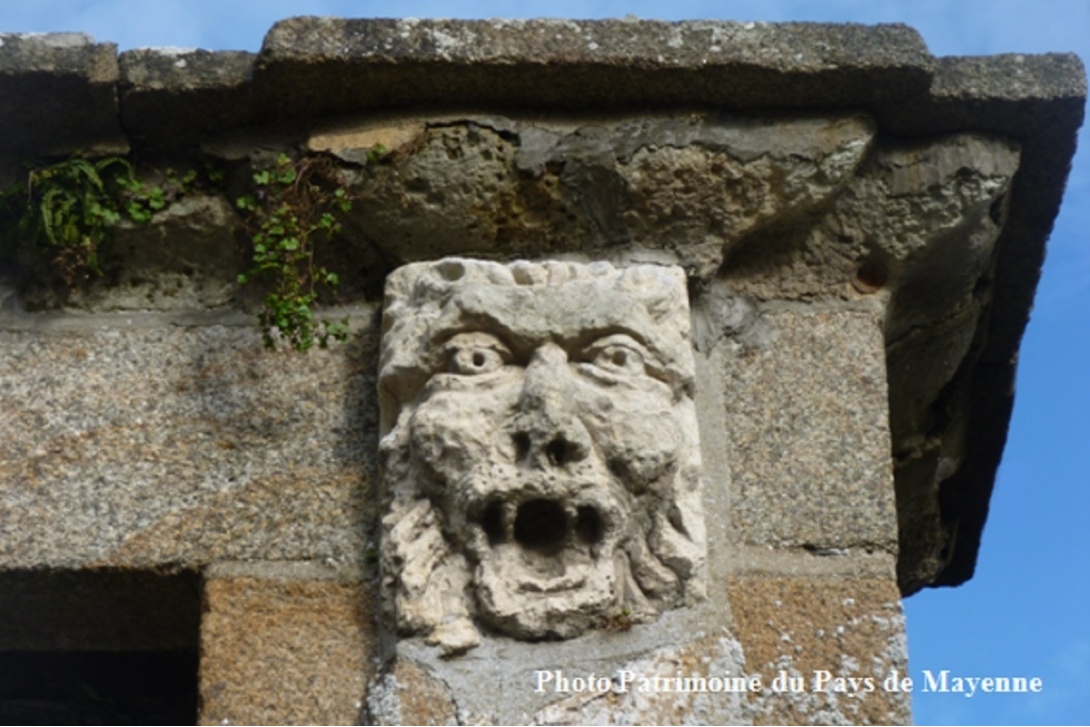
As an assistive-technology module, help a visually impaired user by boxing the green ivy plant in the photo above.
[236,153,355,352]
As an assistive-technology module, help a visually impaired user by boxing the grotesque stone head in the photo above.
[378,258,705,654]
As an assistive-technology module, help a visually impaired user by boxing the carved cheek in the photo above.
[579,385,683,490]
[409,384,517,485]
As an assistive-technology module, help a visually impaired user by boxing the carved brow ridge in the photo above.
[438,285,669,349]
[432,322,663,365]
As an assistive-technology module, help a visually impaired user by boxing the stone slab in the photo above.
[0,323,380,569]
[0,33,123,157]
[724,307,897,552]
[199,574,375,725]
[253,18,933,118]
[728,576,910,725]
[118,48,257,154]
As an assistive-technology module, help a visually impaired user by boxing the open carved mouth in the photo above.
[464,487,622,606]
[477,498,606,554]
[450,466,636,637]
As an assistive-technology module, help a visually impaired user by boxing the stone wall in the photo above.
[0,17,1083,725]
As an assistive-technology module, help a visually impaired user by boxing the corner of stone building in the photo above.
[0,16,1082,727]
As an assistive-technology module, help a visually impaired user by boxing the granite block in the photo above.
[0,323,379,569]
[729,575,910,725]
[725,308,897,552]
[199,574,375,725]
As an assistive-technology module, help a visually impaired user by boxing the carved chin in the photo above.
[474,548,619,638]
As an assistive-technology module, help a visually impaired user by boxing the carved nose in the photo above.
[511,343,591,468]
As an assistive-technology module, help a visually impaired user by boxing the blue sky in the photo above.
[2,2,1086,724]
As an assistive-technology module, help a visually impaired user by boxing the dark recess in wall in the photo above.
[0,650,198,725]
[0,570,201,725]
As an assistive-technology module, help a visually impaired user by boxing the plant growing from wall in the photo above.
[235,153,355,352]
[3,155,122,287]
[0,154,210,289]
[1,150,363,352]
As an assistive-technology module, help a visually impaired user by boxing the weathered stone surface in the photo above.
[0,33,123,157]
[729,576,911,725]
[378,258,705,652]
[712,131,1021,591]
[0,30,1079,719]
[526,632,755,726]
[722,133,1019,302]
[364,548,904,724]
[118,48,256,154]
[20,194,243,312]
[0,115,1053,601]
[263,17,928,70]
[199,572,374,726]
[723,307,897,552]
[369,614,758,725]
[926,53,1087,120]
[0,17,1077,599]
[255,18,933,117]
[366,658,459,726]
[347,114,873,279]
[0,322,379,569]
[852,136,1018,351]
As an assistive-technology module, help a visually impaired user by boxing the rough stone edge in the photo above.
[900,53,1086,588]
[117,48,256,155]
[0,32,123,156]
[204,559,365,583]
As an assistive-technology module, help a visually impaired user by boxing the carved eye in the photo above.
[584,335,648,377]
[446,334,510,376]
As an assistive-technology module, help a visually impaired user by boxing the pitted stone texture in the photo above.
[0,322,379,569]
[804,133,1017,593]
[729,576,910,726]
[723,133,1019,305]
[876,136,1019,445]
[345,114,873,279]
[0,14,1077,616]
[199,575,374,726]
[378,258,705,652]
[365,658,459,726]
[262,17,928,71]
[816,135,1020,455]
[724,308,896,551]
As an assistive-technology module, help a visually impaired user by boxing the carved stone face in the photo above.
[378,259,705,653]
